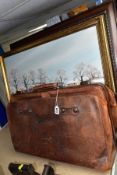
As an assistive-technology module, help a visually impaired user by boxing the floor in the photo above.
[0,125,115,175]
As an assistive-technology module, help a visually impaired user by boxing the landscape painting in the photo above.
[4,25,104,95]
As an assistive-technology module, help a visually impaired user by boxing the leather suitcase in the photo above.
[7,84,117,171]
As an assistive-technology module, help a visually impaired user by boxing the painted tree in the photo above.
[73,63,102,84]
[29,70,36,85]
[9,69,19,93]
[56,69,67,86]
[37,68,48,84]
[22,74,29,91]
[86,64,101,81]
[73,63,87,83]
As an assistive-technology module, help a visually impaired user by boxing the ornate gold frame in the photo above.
[0,56,10,103]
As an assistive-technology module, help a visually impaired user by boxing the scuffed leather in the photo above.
[7,84,117,171]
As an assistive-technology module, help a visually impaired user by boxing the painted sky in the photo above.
[5,25,104,88]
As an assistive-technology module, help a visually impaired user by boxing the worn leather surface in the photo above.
[7,84,117,171]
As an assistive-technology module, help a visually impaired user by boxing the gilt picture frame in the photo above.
[0,57,10,105]
[2,2,117,101]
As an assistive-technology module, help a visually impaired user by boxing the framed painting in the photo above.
[2,2,117,101]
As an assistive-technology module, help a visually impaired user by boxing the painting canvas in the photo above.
[4,25,105,95]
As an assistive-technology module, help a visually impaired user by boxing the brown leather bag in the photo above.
[7,84,117,171]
